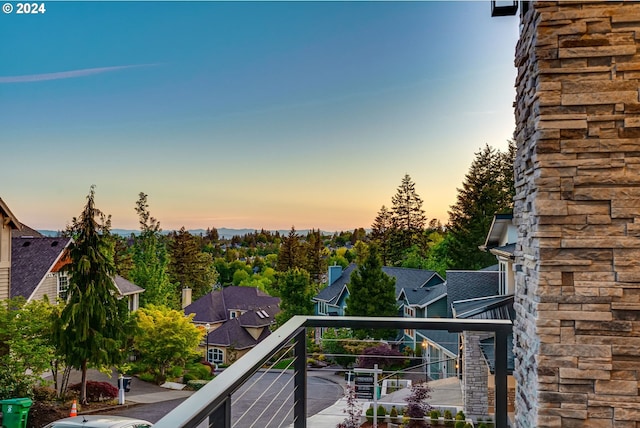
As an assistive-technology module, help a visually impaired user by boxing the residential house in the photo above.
[0,198,21,300]
[11,234,144,310]
[183,286,280,365]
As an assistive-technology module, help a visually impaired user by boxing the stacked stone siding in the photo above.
[513,1,640,427]
[463,332,488,417]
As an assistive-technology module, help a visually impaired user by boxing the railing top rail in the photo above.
[302,315,513,333]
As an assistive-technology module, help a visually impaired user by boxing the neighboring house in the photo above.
[0,198,21,300]
[11,234,144,311]
[183,286,280,365]
[478,213,516,295]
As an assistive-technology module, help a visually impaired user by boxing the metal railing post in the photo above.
[209,397,231,428]
[494,330,508,428]
[293,328,307,428]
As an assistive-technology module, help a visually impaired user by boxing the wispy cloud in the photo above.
[0,64,157,83]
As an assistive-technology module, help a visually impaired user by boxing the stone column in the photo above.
[463,332,488,418]
[513,1,640,427]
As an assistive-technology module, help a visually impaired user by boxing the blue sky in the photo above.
[1,1,519,232]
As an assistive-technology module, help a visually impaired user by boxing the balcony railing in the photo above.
[153,316,512,428]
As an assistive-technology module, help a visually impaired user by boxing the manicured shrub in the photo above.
[377,404,387,422]
[366,405,374,423]
[444,409,454,427]
[68,381,118,402]
[430,409,441,425]
[390,405,398,422]
[33,386,57,401]
[456,410,466,421]
[455,421,465,428]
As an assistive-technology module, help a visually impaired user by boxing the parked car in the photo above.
[43,415,153,428]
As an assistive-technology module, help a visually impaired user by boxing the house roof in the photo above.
[451,295,515,320]
[399,281,447,307]
[206,316,272,350]
[184,286,280,324]
[315,264,357,304]
[489,243,516,259]
[381,267,443,297]
[445,270,499,318]
[481,213,514,250]
[11,236,72,299]
[0,198,21,230]
[480,334,515,374]
[314,264,444,304]
[12,223,44,238]
[237,304,280,328]
[114,275,145,296]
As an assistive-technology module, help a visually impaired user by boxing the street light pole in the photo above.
[205,323,211,363]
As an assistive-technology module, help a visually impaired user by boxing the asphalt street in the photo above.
[104,371,344,426]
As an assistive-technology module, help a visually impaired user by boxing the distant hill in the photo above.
[38,228,337,239]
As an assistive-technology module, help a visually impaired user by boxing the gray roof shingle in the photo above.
[11,236,71,299]
[445,270,499,317]
[114,275,145,296]
[184,286,280,324]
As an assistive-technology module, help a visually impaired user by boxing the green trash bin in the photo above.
[0,398,32,428]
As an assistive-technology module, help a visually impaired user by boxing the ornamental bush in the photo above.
[68,381,118,402]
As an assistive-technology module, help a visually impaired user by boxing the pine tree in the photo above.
[390,174,427,265]
[304,229,326,284]
[446,143,515,270]
[371,205,395,266]
[277,226,302,272]
[345,243,397,339]
[168,227,218,300]
[54,186,129,404]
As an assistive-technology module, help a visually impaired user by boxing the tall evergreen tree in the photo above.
[54,187,129,404]
[345,244,397,339]
[168,227,218,301]
[389,174,427,265]
[276,226,302,272]
[371,205,395,266]
[446,143,516,270]
[130,193,176,309]
[304,229,327,284]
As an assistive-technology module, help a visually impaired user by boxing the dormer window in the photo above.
[230,310,240,319]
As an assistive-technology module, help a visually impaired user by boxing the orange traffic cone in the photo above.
[70,400,77,417]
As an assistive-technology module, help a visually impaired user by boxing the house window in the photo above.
[404,306,415,318]
[230,310,241,319]
[208,348,224,364]
[57,272,69,302]
[318,301,328,315]
[404,329,415,339]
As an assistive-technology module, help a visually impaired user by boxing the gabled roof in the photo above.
[114,275,145,296]
[381,267,444,297]
[0,198,21,230]
[399,281,447,307]
[184,286,280,324]
[11,236,72,299]
[206,316,272,350]
[315,264,357,304]
[445,270,499,317]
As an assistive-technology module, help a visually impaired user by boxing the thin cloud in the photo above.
[0,64,157,83]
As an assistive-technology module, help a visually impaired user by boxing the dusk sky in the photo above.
[1,1,520,232]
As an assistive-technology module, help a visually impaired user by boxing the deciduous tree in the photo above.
[275,268,315,327]
[133,305,203,383]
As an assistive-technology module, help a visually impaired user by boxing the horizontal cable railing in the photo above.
[154,316,512,428]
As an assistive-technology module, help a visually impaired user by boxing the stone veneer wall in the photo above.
[463,332,488,417]
[513,1,640,427]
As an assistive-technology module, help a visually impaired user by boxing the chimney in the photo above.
[328,265,343,286]
[181,287,192,308]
